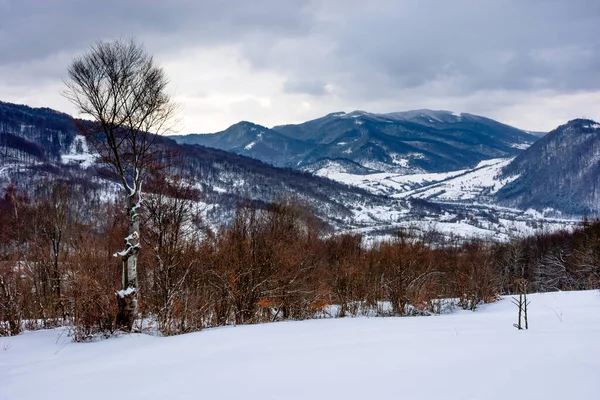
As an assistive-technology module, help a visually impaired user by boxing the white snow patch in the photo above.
[392,158,516,200]
[116,287,135,298]
[61,135,97,168]
[2,291,599,400]
[524,208,544,219]
[583,123,600,129]
[511,142,531,150]
[244,132,263,150]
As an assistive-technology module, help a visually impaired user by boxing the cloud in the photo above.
[257,0,600,98]
[0,0,313,64]
[1,0,599,132]
[283,79,329,96]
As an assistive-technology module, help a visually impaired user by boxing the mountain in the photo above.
[0,100,78,163]
[0,100,578,240]
[316,118,600,217]
[174,121,314,167]
[495,119,600,214]
[173,110,538,174]
[0,100,409,232]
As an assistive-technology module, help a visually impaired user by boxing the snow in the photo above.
[317,158,517,201]
[393,158,516,200]
[1,290,599,400]
[61,135,97,168]
[511,142,531,150]
[116,287,136,298]
[583,123,600,129]
[313,157,576,241]
[244,132,263,150]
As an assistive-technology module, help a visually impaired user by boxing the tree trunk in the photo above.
[116,193,140,331]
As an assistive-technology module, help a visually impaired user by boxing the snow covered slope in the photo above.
[393,158,520,200]
[316,157,578,241]
[497,119,600,214]
[175,109,537,174]
[315,157,518,200]
[60,135,97,168]
[2,290,599,400]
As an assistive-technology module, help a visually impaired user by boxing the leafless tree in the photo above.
[64,38,177,331]
[512,279,530,330]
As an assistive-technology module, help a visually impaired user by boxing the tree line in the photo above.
[1,177,598,339]
[2,38,598,340]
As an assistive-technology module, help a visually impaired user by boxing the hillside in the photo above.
[0,100,409,232]
[0,100,581,239]
[174,110,538,174]
[496,119,600,214]
[2,290,599,400]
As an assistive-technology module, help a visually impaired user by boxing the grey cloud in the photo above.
[5,0,598,98]
[0,0,313,65]
[2,0,600,132]
[246,0,600,100]
[283,79,328,96]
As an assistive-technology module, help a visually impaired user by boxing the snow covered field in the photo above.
[2,291,599,400]
[315,157,518,200]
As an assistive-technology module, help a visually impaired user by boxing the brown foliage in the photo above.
[2,180,600,338]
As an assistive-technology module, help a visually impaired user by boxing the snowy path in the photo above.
[1,291,599,400]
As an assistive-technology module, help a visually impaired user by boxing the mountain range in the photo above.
[497,119,600,214]
[173,110,538,174]
[2,99,598,241]
[0,100,405,233]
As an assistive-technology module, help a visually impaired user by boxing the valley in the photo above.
[2,101,595,242]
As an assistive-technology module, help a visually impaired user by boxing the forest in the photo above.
[1,173,598,339]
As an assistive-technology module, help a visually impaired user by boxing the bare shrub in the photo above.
[69,274,117,341]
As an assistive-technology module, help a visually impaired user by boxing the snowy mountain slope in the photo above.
[0,100,420,235]
[348,201,576,243]
[60,135,97,168]
[172,121,314,167]
[315,156,578,240]
[0,100,579,241]
[2,290,599,400]
[392,158,521,201]
[497,119,600,214]
[316,157,518,201]
[174,109,538,174]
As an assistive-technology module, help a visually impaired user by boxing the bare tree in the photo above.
[64,39,177,331]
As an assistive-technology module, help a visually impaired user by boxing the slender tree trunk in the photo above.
[116,193,140,331]
[517,292,523,329]
[523,291,529,330]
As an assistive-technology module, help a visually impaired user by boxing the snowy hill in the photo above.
[2,290,599,400]
[0,100,582,241]
[173,109,537,174]
[497,119,600,214]
[0,100,408,233]
[316,157,576,240]
[315,157,516,200]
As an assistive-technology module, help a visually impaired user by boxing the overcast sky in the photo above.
[1,0,599,133]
